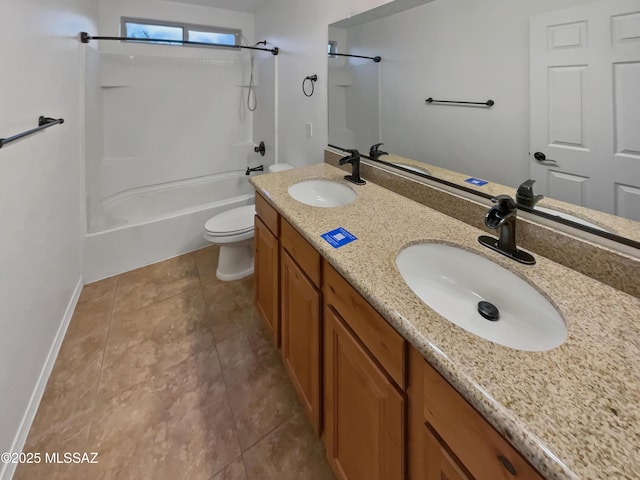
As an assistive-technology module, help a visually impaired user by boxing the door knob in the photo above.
[534,151,558,165]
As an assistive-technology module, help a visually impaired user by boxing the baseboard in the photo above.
[0,276,83,480]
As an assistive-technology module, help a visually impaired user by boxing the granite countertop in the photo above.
[250,163,640,480]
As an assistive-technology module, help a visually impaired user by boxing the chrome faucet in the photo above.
[339,149,366,185]
[478,195,535,264]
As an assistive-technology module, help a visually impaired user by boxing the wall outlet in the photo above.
[306,122,313,138]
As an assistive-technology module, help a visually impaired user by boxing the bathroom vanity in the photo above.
[250,163,640,480]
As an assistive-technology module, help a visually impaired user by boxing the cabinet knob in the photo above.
[497,455,517,476]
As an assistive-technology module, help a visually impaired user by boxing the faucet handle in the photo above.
[346,148,360,158]
[491,195,517,212]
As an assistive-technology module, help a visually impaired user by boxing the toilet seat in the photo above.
[205,205,255,236]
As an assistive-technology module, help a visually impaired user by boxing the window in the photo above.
[122,17,241,48]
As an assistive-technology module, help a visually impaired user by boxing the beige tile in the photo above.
[163,351,242,480]
[113,253,201,313]
[87,371,172,480]
[211,457,248,480]
[193,245,220,283]
[217,327,299,450]
[200,274,254,306]
[27,320,106,439]
[243,409,335,480]
[14,417,91,480]
[89,350,240,480]
[74,276,117,317]
[207,295,261,344]
[98,288,213,399]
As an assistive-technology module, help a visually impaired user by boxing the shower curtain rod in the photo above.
[80,32,279,55]
[329,52,381,62]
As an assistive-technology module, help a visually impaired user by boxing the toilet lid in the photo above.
[205,205,255,235]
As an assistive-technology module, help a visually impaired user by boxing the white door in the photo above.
[530,0,640,221]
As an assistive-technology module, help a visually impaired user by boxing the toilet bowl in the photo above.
[203,163,293,281]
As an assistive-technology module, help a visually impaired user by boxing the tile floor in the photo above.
[15,246,335,480]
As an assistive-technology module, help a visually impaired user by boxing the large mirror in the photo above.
[328,0,640,249]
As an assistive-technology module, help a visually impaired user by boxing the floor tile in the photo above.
[113,253,201,313]
[21,253,333,480]
[87,369,173,480]
[99,288,213,399]
[194,245,220,283]
[14,417,91,480]
[27,316,106,439]
[211,457,248,480]
[74,276,117,317]
[243,408,335,480]
[217,327,299,450]
[163,351,242,480]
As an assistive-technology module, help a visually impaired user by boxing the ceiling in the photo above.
[163,0,270,14]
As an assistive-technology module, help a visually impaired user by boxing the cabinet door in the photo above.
[281,250,322,434]
[424,426,473,480]
[254,216,279,345]
[324,305,405,480]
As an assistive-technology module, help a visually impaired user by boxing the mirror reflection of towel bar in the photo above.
[425,97,494,107]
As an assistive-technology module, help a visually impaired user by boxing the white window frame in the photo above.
[121,17,242,49]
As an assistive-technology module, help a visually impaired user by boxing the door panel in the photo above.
[324,305,405,480]
[281,250,322,433]
[530,0,640,219]
[254,216,279,345]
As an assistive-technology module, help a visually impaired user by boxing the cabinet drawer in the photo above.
[423,362,543,480]
[255,191,279,236]
[323,262,406,389]
[280,218,321,287]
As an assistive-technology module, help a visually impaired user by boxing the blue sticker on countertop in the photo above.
[321,227,358,249]
[465,177,488,186]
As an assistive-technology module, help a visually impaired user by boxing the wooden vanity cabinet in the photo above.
[323,263,406,480]
[254,192,280,345]
[253,194,545,480]
[280,218,322,434]
[413,353,544,480]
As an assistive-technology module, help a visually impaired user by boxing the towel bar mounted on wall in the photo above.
[0,116,65,149]
[425,97,495,107]
[80,32,279,55]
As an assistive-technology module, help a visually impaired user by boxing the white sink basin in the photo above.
[288,179,356,208]
[396,243,566,351]
[534,206,609,233]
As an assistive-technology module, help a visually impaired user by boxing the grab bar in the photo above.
[425,97,494,107]
[0,116,65,149]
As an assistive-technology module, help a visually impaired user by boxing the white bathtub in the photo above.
[84,171,255,282]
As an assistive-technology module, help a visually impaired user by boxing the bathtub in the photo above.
[84,171,255,282]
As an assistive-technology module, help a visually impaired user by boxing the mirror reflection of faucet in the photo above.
[479,195,536,265]
[369,143,388,160]
[516,179,544,208]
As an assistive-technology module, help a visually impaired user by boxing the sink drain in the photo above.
[477,301,499,321]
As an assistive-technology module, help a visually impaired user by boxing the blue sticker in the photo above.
[321,227,358,249]
[465,177,488,186]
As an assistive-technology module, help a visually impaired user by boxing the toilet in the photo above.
[204,163,293,281]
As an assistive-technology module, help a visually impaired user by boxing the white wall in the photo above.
[0,0,98,474]
[255,0,591,183]
[254,0,393,167]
